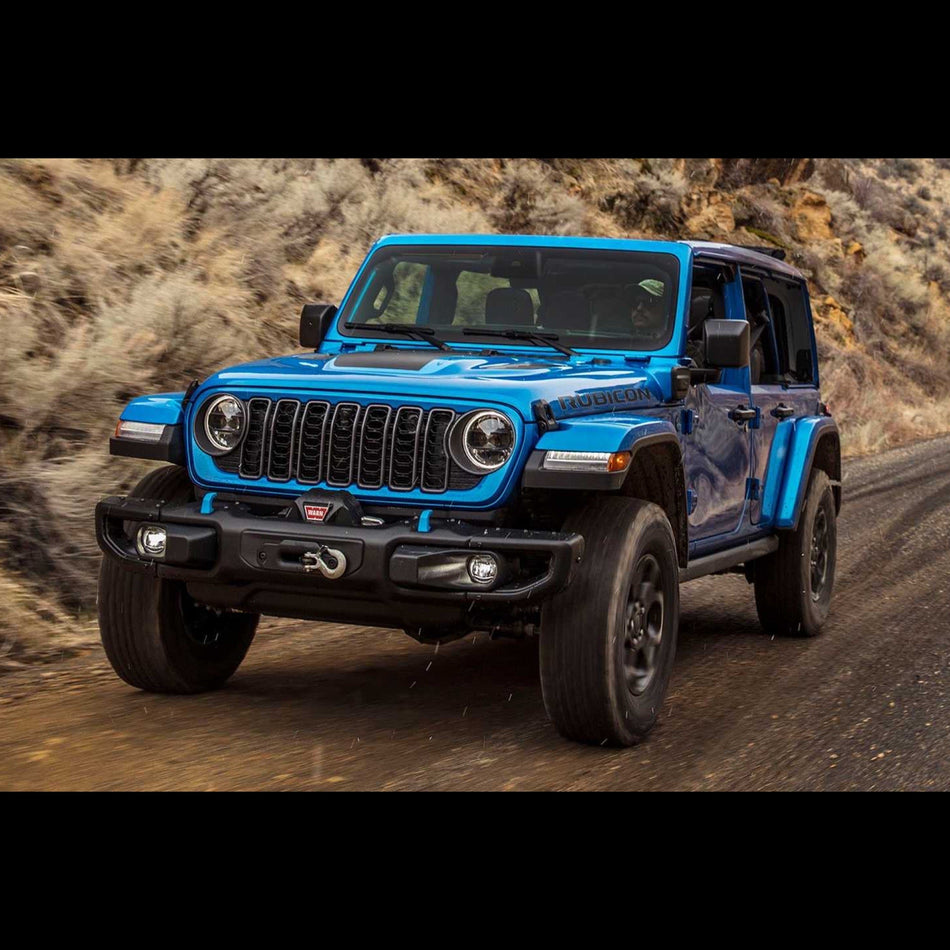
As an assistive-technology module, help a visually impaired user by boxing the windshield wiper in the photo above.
[345,322,451,351]
[462,327,576,357]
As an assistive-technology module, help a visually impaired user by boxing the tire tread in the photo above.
[540,495,678,746]
[754,468,834,638]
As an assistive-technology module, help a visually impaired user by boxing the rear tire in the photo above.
[98,464,258,693]
[540,496,679,747]
[753,468,836,637]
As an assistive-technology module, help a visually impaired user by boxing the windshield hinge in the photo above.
[181,379,199,409]
[532,399,559,433]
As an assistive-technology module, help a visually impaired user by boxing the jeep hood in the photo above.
[200,349,670,420]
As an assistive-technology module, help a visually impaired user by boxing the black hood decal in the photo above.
[332,351,443,370]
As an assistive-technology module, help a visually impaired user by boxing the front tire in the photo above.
[540,496,680,747]
[98,464,258,693]
[753,468,837,637]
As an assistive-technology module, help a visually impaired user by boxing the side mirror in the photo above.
[704,319,750,369]
[300,304,337,349]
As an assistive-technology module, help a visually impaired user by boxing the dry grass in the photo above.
[0,560,97,668]
[1,156,948,659]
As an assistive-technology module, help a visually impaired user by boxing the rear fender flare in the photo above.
[772,416,840,530]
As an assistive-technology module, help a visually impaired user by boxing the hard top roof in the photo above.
[682,240,804,280]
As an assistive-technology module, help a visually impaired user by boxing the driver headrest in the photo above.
[485,287,534,326]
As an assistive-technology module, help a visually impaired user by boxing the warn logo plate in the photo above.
[303,504,330,523]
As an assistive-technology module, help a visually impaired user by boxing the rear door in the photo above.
[748,274,821,524]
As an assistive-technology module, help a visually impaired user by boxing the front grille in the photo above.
[215,398,482,494]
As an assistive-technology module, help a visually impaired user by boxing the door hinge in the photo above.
[680,408,695,435]
[745,477,761,500]
[686,489,698,514]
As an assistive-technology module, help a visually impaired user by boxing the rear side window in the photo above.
[762,277,815,383]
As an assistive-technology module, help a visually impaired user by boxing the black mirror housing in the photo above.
[300,304,337,349]
[704,319,750,369]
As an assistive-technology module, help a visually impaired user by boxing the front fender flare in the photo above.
[110,392,187,464]
[522,415,680,490]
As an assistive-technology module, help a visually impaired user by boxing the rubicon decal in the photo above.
[303,504,330,523]
[556,387,653,412]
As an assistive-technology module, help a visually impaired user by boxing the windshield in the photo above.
[337,245,680,351]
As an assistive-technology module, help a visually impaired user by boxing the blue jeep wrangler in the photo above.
[96,235,840,746]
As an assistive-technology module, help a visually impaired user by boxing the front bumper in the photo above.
[95,494,585,630]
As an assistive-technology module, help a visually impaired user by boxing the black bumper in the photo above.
[95,495,585,630]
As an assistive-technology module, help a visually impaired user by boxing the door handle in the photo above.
[730,406,757,424]
[771,404,795,419]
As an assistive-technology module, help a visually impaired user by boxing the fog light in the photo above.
[468,554,498,584]
[136,525,167,558]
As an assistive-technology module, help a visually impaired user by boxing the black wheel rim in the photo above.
[810,506,829,601]
[623,554,665,696]
[179,588,228,646]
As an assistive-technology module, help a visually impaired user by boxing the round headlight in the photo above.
[454,410,515,473]
[203,395,245,452]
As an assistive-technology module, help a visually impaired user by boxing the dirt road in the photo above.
[2,435,949,790]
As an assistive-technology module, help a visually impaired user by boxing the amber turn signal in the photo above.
[607,451,632,473]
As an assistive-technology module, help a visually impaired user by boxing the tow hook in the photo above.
[301,545,347,579]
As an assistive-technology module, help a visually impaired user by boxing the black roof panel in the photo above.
[681,240,804,280]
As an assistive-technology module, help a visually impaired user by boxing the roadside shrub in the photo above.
[489,161,589,235]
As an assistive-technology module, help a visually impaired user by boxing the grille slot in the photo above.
[216,398,487,494]
[297,401,330,484]
[357,405,393,489]
[267,399,301,481]
[239,398,272,479]
[420,409,455,492]
[327,403,361,486]
[389,407,423,490]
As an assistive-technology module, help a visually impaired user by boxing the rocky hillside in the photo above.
[1,157,948,661]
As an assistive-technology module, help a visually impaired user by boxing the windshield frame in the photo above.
[334,242,683,354]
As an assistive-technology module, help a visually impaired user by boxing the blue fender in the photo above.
[119,393,186,425]
[524,413,681,492]
[769,416,839,530]
[534,413,679,455]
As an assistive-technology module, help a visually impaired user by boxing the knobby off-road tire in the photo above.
[753,468,836,637]
[540,496,680,747]
[98,464,258,693]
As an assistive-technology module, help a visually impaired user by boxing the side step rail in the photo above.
[680,536,779,583]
